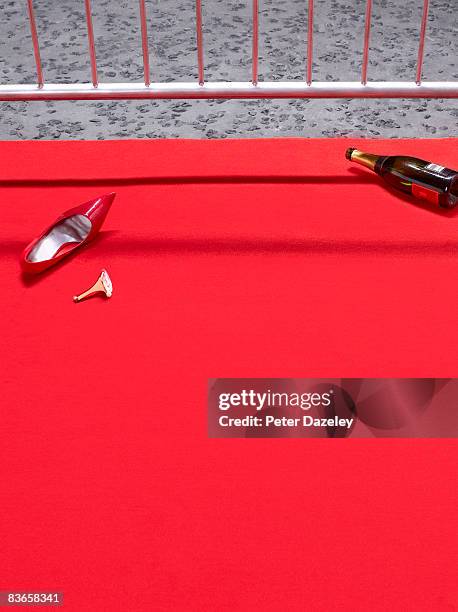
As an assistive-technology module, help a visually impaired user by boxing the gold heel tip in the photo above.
[72,270,113,303]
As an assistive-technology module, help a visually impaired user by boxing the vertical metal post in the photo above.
[84,0,98,87]
[361,0,372,85]
[26,0,44,88]
[252,0,259,85]
[306,0,314,85]
[139,0,151,86]
[196,0,204,85]
[416,0,430,85]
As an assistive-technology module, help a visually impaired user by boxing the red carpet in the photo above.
[1,139,457,611]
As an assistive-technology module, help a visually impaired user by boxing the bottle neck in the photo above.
[346,148,379,172]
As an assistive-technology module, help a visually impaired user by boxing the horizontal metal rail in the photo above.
[0,81,456,101]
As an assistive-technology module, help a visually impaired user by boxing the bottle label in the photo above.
[411,183,440,205]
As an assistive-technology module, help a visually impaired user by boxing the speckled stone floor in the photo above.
[0,0,456,139]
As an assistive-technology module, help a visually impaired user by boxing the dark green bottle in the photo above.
[346,148,458,209]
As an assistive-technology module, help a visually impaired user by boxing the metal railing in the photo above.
[0,0,456,101]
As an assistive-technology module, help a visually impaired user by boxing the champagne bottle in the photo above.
[346,148,458,209]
